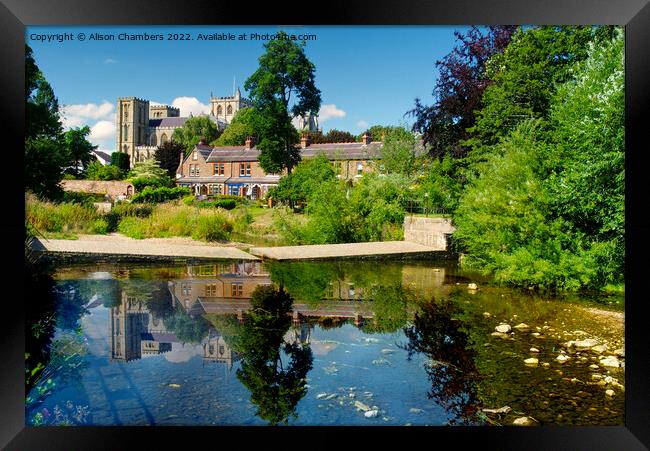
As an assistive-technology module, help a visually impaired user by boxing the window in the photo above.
[193,151,198,160]
[230,283,243,297]
[217,105,223,115]
[213,163,225,175]
[181,283,191,296]
[239,163,251,177]
[227,105,233,115]
[189,164,195,176]
[209,184,222,195]
[356,162,363,176]
[205,284,217,296]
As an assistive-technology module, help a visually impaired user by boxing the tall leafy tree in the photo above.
[245,31,321,174]
[211,107,262,146]
[464,26,595,160]
[25,44,67,199]
[171,115,221,154]
[62,126,97,177]
[323,129,356,143]
[155,140,185,178]
[408,26,517,159]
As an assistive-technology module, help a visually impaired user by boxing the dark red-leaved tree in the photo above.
[408,26,517,159]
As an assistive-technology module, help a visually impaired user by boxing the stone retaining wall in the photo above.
[60,180,134,199]
[403,216,456,250]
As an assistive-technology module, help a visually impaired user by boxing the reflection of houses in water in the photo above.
[203,330,240,369]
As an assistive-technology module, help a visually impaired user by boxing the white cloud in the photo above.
[104,58,117,64]
[318,104,346,122]
[171,96,211,116]
[164,343,203,363]
[89,120,116,142]
[61,101,114,122]
[356,120,369,130]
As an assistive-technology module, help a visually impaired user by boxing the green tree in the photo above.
[464,26,596,161]
[211,107,262,146]
[171,115,221,154]
[110,152,130,172]
[376,128,418,176]
[245,31,321,174]
[356,125,405,142]
[269,154,336,206]
[25,44,67,199]
[62,126,97,177]
[323,129,356,143]
[127,159,174,188]
[155,140,185,178]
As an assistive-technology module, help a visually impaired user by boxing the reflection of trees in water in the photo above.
[399,298,482,425]
[163,308,210,344]
[359,283,414,334]
[233,285,313,425]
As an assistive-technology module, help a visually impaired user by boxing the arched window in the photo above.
[161,133,168,144]
[227,105,233,115]
[122,125,128,141]
[217,105,223,115]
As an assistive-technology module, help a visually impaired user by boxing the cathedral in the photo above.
[115,88,320,166]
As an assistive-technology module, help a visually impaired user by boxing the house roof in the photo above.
[92,150,112,163]
[149,115,225,129]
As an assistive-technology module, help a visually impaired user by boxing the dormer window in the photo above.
[193,151,198,161]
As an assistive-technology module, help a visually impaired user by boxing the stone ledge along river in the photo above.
[25,259,624,426]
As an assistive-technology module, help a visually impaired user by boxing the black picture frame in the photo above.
[4,0,649,448]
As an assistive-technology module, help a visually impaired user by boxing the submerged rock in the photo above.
[530,347,540,353]
[605,389,615,397]
[354,401,371,412]
[468,283,478,290]
[556,355,570,363]
[316,393,328,399]
[599,356,621,368]
[591,345,608,354]
[364,410,380,418]
[566,338,599,350]
[524,358,539,365]
[409,408,424,414]
[514,323,530,330]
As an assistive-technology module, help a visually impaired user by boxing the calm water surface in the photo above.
[25,259,624,426]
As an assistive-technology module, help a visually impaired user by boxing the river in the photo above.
[25,259,625,426]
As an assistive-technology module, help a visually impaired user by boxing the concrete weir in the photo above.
[248,241,447,261]
[30,236,259,261]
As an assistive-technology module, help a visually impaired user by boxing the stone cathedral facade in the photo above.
[116,88,319,167]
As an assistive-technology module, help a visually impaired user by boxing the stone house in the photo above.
[175,133,382,199]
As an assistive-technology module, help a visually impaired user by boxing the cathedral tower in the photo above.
[116,97,150,167]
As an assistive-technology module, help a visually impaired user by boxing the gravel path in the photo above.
[31,233,258,260]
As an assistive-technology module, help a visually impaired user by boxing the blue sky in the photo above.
[26,25,470,152]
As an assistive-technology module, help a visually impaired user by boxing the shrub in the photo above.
[198,199,237,210]
[92,218,109,234]
[86,161,125,181]
[62,192,106,205]
[192,215,233,241]
[182,195,196,206]
[130,176,174,191]
[25,193,100,234]
[131,186,191,203]
[117,216,146,239]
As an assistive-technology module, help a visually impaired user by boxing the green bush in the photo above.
[131,186,191,204]
[117,216,146,239]
[62,192,106,205]
[25,193,100,234]
[198,199,237,210]
[86,161,125,181]
[92,218,109,234]
[192,215,233,241]
[182,195,196,206]
[130,176,174,191]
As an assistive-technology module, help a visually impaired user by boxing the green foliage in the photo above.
[269,154,336,205]
[212,107,262,146]
[25,45,67,199]
[323,129,356,143]
[116,204,235,241]
[191,214,234,241]
[357,125,407,142]
[128,159,173,184]
[25,193,102,235]
[245,31,321,174]
[62,126,97,177]
[172,116,221,154]
[86,161,125,181]
[154,140,185,178]
[377,128,419,176]
[197,199,237,210]
[163,310,210,344]
[465,26,596,160]
[415,155,463,213]
[110,152,130,172]
[130,186,191,204]
[62,191,106,204]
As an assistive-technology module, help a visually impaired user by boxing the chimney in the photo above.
[300,134,310,148]
[362,132,371,145]
[245,136,255,150]
[198,138,206,146]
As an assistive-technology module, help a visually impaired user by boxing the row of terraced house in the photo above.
[175,132,383,199]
